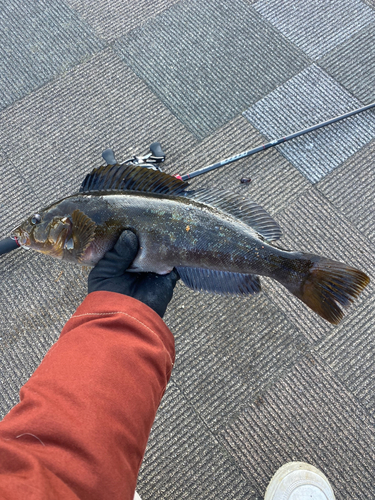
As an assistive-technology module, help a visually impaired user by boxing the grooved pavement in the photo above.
[0,1,374,499]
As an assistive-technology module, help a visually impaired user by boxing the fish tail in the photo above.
[282,255,370,324]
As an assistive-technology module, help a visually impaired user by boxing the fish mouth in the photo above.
[11,228,31,248]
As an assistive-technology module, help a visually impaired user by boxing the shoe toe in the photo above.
[264,462,336,500]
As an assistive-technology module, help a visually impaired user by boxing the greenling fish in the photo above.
[12,164,369,324]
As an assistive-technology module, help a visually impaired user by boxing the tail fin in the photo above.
[284,257,370,324]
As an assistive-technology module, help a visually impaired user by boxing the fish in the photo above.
[11,164,370,324]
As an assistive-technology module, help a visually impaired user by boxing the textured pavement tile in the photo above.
[0,48,196,205]
[317,291,375,416]
[115,0,310,139]
[253,0,375,60]
[137,381,255,500]
[244,65,375,183]
[221,355,375,500]
[261,188,374,343]
[162,283,310,433]
[65,0,181,42]
[0,0,104,111]
[0,151,41,240]
[172,115,310,215]
[0,1,374,498]
[319,23,375,111]
[0,250,89,418]
[166,116,261,182]
[317,138,375,243]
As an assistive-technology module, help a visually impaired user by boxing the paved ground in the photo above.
[1,1,374,498]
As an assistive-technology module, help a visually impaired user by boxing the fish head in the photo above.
[11,200,98,263]
[11,209,74,258]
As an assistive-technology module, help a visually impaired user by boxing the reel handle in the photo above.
[149,142,165,162]
[102,149,118,165]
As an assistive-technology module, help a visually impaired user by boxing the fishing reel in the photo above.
[102,142,165,171]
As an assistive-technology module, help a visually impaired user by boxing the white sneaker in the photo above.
[264,462,336,499]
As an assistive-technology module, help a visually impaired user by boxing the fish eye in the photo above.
[30,214,42,225]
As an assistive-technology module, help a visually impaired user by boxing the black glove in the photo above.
[88,230,179,318]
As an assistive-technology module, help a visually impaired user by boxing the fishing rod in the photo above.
[179,101,375,181]
[1,101,374,257]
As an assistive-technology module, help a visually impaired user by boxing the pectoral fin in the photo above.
[71,209,96,262]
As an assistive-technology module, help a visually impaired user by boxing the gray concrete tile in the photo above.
[253,0,375,60]
[261,188,374,343]
[0,1,374,498]
[162,283,310,433]
[137,381,255,500]
[0,0,104,110]
[170,115,310,215]
[0,151,41,240]
[317,138,375,243]
[65,0,181,42]
[316,291,375,416]
[0,250,89,417]
[244,65,375,183]
[319,24,375,108]
[114,0,310,139]
[0,48,196,206]
[221,355,375,500]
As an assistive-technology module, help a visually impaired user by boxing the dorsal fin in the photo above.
[79,166,281,240]
[79,164,189,196]
[187,189,282,241]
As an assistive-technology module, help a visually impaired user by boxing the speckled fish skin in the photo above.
[12,164,370,324]
[15,190,298,276]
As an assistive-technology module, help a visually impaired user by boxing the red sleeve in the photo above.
[0,291,175,500]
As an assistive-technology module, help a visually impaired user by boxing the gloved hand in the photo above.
[88,230,179,318]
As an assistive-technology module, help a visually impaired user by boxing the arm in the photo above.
[0,232,177,500]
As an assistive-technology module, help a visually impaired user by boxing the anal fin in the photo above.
[176,267,261,295]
